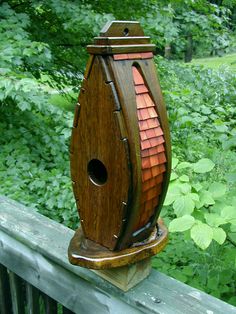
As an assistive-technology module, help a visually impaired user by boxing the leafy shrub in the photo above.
[0,106,78,229]
[152,57,236,306]
[0,3,78,228]
[166,157,235,250]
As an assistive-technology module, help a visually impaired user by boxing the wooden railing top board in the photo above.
[0,196,235,314]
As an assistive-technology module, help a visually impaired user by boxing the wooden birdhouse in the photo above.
[68,21,171,273]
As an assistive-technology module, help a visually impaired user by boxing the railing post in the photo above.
[25,283,40,314]
[8,271,25,314]
[0,264,12,314]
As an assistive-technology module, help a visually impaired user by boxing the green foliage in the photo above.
[153,56,236,305]
[0,2,78,228]
[152,233,236,303]
[140,0,233,59]
[0,106,78,229]
[0,3,52,113]
[1,1,113,89]
[164,157,235,249]
[0,0,235,307]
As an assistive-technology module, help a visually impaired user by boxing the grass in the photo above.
[191,53,236,72]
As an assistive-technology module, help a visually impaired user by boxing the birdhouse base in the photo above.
[68,219,168,270]
[94,257,152,291]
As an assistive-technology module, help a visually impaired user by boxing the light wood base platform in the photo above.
[94,257,152,291]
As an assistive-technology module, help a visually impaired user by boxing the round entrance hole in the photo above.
[87,159,108,186]
[123,28,129,36]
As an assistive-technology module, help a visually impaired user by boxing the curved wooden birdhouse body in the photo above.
[69,21,171,268]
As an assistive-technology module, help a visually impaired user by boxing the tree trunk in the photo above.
[184,34,193,63]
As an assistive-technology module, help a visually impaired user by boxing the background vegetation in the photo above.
[0,0,235,306]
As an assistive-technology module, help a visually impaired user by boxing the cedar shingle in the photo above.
[143,94,155,108]
[141,139,152,150]
[154,127,164,137]
[138,120,149,131]
[147,118,160,129]
[128,53,142,60]
[142,157,151,169]
[142,168,152,182]
[113,54,128,60]
[138,108,150,120]
[140,130,148,141]
[140,52,153,59]
[135,85,148,94]
[136,95,147,109]
[158,152,167,164]
[148,107,158,118]
[132,67,144,85]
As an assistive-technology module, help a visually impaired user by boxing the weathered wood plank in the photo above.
[0,230,138,314]
[0,196,235,314]
[8,271,25,314]
[25,283,39,314]
[0,264,12,314]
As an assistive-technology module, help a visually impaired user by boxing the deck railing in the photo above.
[0,195,235,314]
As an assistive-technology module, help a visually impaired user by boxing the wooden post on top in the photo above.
[68,21,171,290]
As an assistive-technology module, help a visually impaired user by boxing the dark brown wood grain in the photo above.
[70,56,130,250]
[94,36,150,46]
[100,21,145,37]
[69,20,171,268]
[87,44,156,55]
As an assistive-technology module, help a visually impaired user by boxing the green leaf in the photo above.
[179,183,191,194]
[164,184,181,206]
[193,158,215,173]
[207,273,219,291]
[221,206,236,224]
[181,266,194,277]
[17,101,31,111]
[208,182,226,199]
[170,172,178,181]
[179,175,189,182]
[169,269,187,283]
[173,195,195,216]
[222,135,236,150]
[190,222,213,250]
[220,269,234,285]
[177,161,191,169]
[192,182,203,192]
[172,157,179,169]
[169,215,195,232]
[199,190,215,206]
[215,124,228,133]
[189,193,199,202]
[204,213,226,227]
[212,227,226,244]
